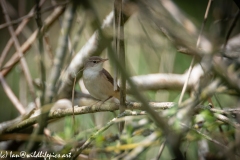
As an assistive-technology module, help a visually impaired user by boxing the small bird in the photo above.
[83,56,120,102]
[83,56,125,133]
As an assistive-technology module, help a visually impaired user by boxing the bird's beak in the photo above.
[101,58,108,62]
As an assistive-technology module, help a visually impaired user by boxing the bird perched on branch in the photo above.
[83,56,125,132]
[83,56,120,102]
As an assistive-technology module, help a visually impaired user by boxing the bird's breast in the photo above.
[83,69,114,100]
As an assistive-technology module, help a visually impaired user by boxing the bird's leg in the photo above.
[89,97,102,106]
[101,96,113,105]
[94,96,112,110]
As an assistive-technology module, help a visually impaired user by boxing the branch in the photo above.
[1,5,65,77]
[57,0,136,99]
[0,0,45,68]
[214,113,240,129]
[0,108,35,134]
[128,64,203,92]
[114,0,126,133]
[161,0,212,53]
[35,0,46,105]
[181,123,228,149]
[46,2,77,103]
[1,0,37,108]
[3,101,174,133]
[0,74,25,114]
[2,99,240,135]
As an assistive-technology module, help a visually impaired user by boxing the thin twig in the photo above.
[46,2,76,103]
[1,5,65,76]
[35,0,46,106]
[178,0,213,105]
[178,57,195,105]
[223,9,240,49]
[1,0,38,108]
[72,76,77,134]
[155,140,166,160]
[0,73,25,114]
[0,0,46,69]
[0,1,69,30]
[181,123,228,149]
[114,0,126,133]
[113,1,119,91]
[214,113,240,129]
[196,0,213,48]
[43,35,54,64]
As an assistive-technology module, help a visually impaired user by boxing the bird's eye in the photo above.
[93,61,97,63]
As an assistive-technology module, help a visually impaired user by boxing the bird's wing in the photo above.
[101,68,120,91]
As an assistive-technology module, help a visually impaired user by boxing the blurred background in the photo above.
[0,0,240,159]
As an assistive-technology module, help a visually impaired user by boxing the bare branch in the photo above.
[0,74,25,114]
[128,64,204,92]
[1,0,38,108]
[3,101,174,133]
[1,5,65,76]
[0,0,45,69]
[46,2,76,103]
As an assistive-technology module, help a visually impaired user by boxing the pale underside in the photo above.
[83,68,120,101]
